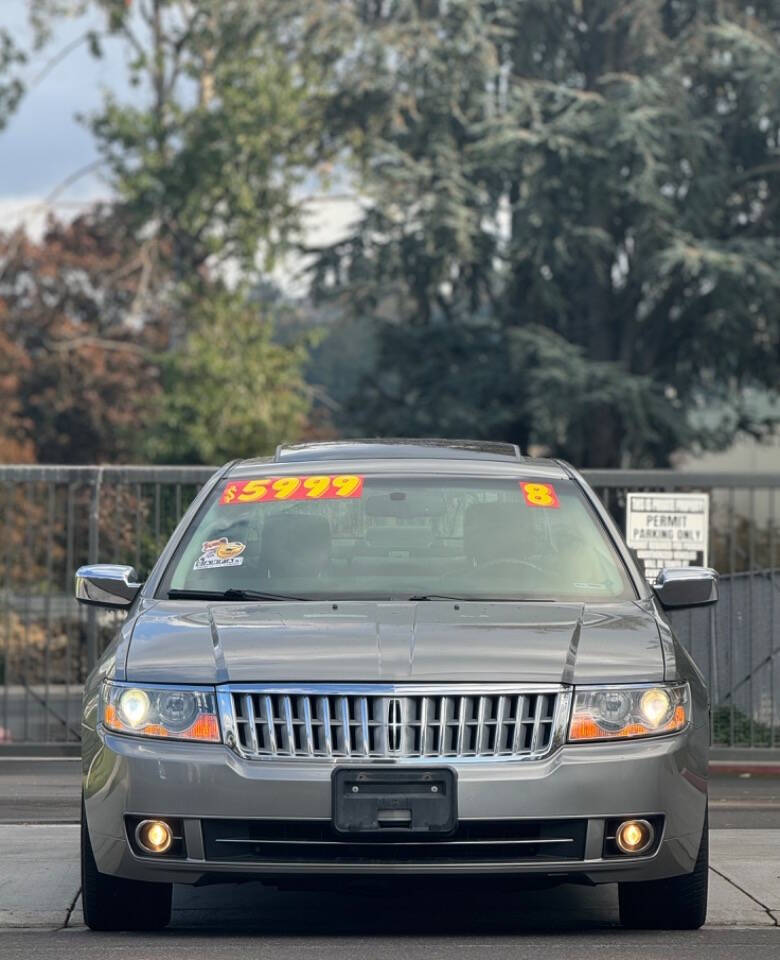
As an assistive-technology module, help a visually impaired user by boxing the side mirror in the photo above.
[75,564,143,609]
[653,566,718,610]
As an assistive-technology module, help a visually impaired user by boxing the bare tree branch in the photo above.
[28,30,102,88]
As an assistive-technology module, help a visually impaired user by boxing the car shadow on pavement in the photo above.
[168,879,619,934]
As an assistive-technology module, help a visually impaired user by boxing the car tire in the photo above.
[81,800,172,931]
[618,812,708,930]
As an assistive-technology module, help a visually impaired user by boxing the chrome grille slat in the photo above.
[302,696,315,756]
[244,693,260,755]
[494,695,507,755]
[530,692,545,755]
[319,696,333,758]
[338,696,350,757]
[476,695,488,755]
[456,695,467,756]
[262,695,277,756]
[230,685,563,762]
[512,695,524,754]
[357,696,370,755]
[419,697,429,756]
[282,694,295,756]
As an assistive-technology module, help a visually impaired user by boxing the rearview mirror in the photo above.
[364,492,446,519]
[75,564,143,609]
[653,567,718,610]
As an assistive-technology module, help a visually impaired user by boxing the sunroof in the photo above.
[274,439,523,462]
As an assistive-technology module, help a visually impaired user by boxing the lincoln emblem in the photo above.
[388,698,403,752]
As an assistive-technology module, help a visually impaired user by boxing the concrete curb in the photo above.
[710,761,780,777]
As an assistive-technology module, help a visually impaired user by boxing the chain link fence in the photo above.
[0,465,777,748]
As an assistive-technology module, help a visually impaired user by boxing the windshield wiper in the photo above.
[407,594,558,602]
[407,594,472,601]
[167,588,307,602]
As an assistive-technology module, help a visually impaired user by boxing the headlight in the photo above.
[568,683,689,742]
[102,681,220,742]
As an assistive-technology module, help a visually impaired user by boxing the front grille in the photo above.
[225,685,565,761]
[202,817,587,864]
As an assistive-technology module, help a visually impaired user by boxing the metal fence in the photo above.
[0,465,777,749]
[586,470,779,751]
[0,466,213,746]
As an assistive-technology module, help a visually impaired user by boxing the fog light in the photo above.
[615,819,654,855]
[135,819,173,855]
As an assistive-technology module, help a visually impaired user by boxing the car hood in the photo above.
[123,599,666,685]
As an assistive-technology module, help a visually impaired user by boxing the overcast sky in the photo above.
[1,0,138,231]
[0,0,356,276]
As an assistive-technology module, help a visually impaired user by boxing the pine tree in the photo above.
[310,0,780,466]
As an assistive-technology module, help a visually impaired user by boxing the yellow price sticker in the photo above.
[220,475,364,505]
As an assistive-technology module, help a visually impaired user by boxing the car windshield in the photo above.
[162,473,635,602]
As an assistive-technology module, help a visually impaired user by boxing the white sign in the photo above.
[626,492,709,581]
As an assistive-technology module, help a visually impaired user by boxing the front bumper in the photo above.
[84,725,707,885]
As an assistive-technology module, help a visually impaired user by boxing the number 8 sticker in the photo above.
[520,482,560,508]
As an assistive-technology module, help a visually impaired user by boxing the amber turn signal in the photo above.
[568,683,689,742]
[102,681,221,742]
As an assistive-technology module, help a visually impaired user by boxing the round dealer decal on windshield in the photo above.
[193,537,246,571]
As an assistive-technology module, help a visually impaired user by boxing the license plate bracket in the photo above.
[332,768,457,835]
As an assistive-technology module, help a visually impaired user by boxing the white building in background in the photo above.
[675,434,780,474]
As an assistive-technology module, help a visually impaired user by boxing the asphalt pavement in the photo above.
[0,758,81,823]
[0,759,777,957]
[1,927,779,960]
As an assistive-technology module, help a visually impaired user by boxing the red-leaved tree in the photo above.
[0,211,170,463]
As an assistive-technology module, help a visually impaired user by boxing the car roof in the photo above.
[276,439,522,462]
[228,439,571,480]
